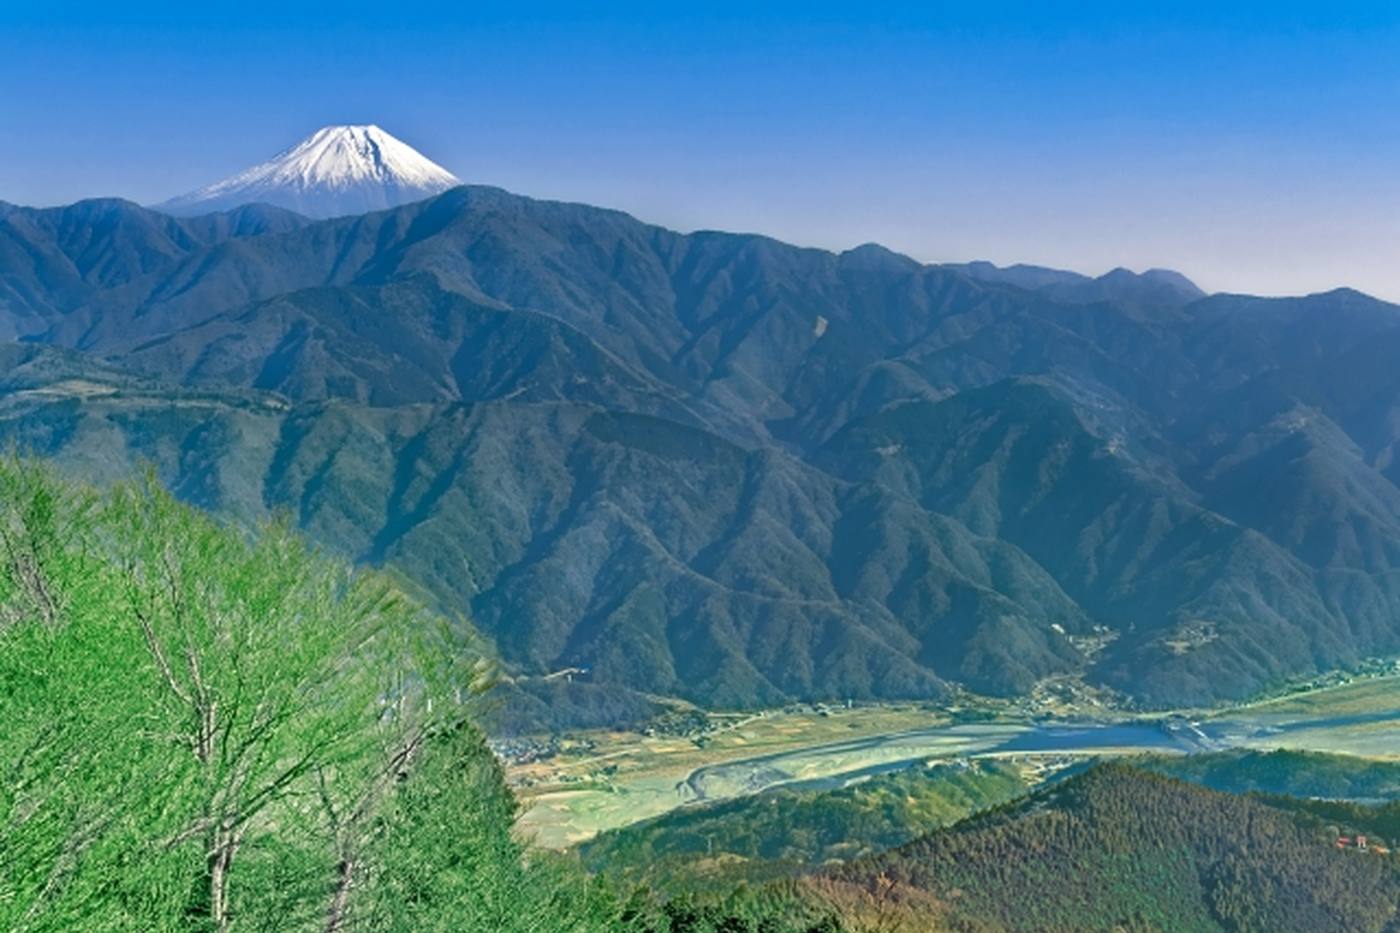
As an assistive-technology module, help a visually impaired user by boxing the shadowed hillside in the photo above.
[4,189,1400,715]
[820,764,1400,932]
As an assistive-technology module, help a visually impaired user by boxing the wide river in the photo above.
[682,706,1400,802]
[517,684,1400,846]
[683,719,1191,800]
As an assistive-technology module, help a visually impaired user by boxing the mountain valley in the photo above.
[4,186,1400,724]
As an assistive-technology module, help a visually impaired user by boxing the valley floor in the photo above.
[509,664,1400,847]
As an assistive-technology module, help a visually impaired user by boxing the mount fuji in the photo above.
[156,124,461,219]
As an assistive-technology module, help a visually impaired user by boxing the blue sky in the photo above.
[4,2,1400,298]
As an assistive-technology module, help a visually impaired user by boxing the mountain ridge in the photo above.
[2,188,1400,718]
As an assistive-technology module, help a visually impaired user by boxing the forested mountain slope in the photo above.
[821,765,1400,932]
[0,458,608,931]
[4,189,1400,713]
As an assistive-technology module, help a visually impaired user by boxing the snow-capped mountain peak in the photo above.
[156,125,461,219]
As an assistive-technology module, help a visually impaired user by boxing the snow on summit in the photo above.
[157,125,461,219]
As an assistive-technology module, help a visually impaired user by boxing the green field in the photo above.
[511,704,964,848]
[512,670,1400,848]
[1205,672,1400,758]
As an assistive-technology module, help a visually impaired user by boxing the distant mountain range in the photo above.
[156,125,460,218]
[3,177,1400,723]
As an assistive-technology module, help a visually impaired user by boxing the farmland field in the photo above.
[511,669,1400,848]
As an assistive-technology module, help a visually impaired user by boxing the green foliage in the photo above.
[581,762,1027,892]
[615,884,843,933]
[830,764,1400,932]
[1259,796,1400,851]
[0,458,613,931]
[1142,749,1400,856]
[1143,749,1400,800]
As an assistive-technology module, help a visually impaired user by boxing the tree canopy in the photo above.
[0,458,615,931]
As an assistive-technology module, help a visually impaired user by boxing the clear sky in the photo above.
[4,2,1400,299]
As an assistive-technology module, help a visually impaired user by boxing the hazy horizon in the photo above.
[5,3,1400,300]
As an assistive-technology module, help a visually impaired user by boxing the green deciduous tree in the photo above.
[0,459,613,931]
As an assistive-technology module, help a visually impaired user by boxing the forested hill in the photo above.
[4,190,1400,714]
[580,760,1030,892]
[0,458,600,930]
[819,764,1400,932]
